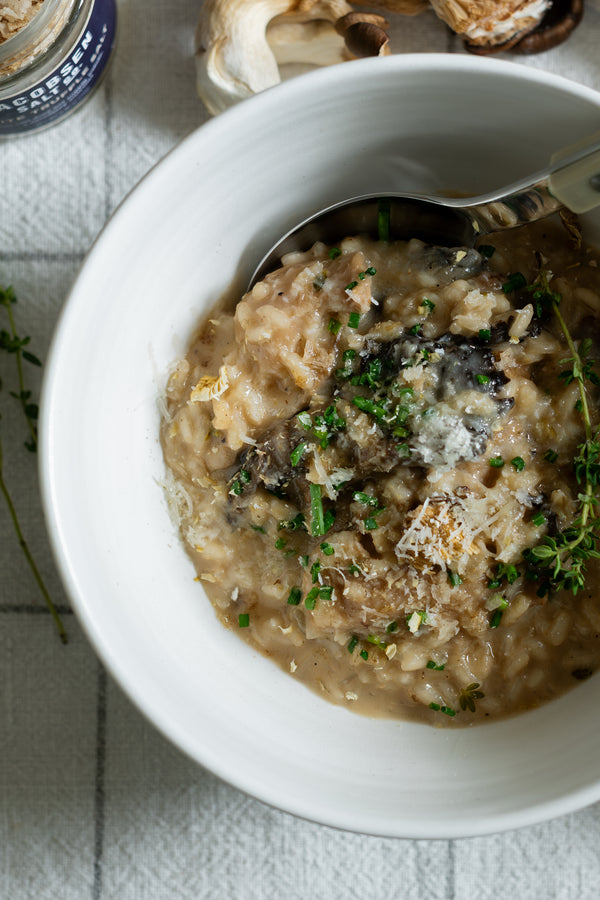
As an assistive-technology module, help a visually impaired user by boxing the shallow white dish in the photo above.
[40,54,600,839]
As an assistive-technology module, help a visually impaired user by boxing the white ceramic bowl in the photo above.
[40,54,600,839]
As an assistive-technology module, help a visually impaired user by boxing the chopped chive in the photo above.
[313,273,327,291]
[319,586,333,600]
[441,706,456,717]
[300,554,309,567]
[489,456,505,468]
[502,272,527,294]
[421,298,435,312]
[290,442,307,467]
[353,491,378,507]
[476,373,490,385]
[251,524,266,534]
[297,411,312,430]
[478,328,491,341]
[365,266,377,276]
[287,587,302,606]
[329,247,342,260]
[409,323,422,336]
[274,538,287,550]
[304,586,319,609]
[364,517,378,531]
[447,570,462,587]
[478,244,496,258]
[386,620,398,633]
[279,512,306,532]
[347,311,360,328]
[359,649,369,660]
[366,635,387,649]
[346,281,358,292]
[426,660,446,671]
[377,199,391,242]
[310,560,321,583]
[490,609,503,628]
[429,702,441,711]
[532,511,546,527]
[348,635,359,653]
[511,456,525,471]
[320,542,334,556]
[497,562,519,584]
[348,564,361,575]
[238,613,250,627]
[239,469,250,483]
[544,449,558,463]
[328,317,342,335]
[309,483,326,536]
[487,578,501,589]
[342,348,356,361]
[323,509,336,531]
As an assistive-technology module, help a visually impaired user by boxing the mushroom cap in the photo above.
[429,0,553,49]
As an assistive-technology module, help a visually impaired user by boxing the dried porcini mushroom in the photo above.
[429,0,583,54]
[195,0,425,115]
[512,0,583,54]
[195,0,583,116]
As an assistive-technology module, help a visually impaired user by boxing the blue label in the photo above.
[0,0,117,136]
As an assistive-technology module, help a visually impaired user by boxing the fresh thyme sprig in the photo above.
[0,285,67,643]
[522,274,600,595]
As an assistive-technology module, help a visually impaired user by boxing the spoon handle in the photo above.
[463,131,600,236]
[549,134,600,214]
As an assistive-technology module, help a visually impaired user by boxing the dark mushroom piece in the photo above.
[335,12,391,57]
[464,0,583,54]
[513,0,583,54]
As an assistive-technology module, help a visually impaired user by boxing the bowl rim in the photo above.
[39,52,600,839]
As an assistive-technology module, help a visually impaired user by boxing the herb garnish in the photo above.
[458,682,485,712]
[426,660,445,671]
[377,199,391,242]
[0,285,67,643]
[230,468,251,495]
[287,587,302,606]
[522,275,600,595]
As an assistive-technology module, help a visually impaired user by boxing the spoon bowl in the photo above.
[250,132,600,286]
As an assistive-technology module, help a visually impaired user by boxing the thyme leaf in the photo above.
[458,682,485,713]
[523,274,600,595]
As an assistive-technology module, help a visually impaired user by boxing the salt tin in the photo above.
[0,0,116,137]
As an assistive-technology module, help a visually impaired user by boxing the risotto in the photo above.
[161,217,600,724]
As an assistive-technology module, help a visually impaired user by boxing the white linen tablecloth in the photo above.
[2,2,600,897]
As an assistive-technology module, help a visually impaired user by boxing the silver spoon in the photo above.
[250,131,600,287]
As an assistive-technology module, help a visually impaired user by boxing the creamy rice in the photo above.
[161,218,600,725]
